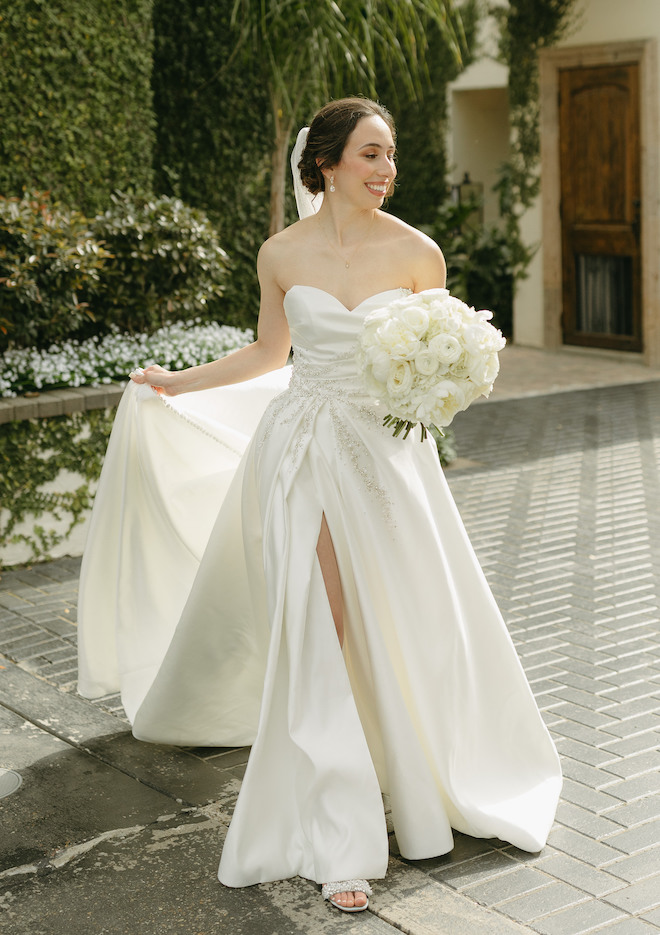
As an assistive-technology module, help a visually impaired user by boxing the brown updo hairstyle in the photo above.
[298,97,396,195]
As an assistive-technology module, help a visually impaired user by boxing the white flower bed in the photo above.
[0,319,254,398]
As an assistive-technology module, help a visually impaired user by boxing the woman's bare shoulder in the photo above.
[379,212,440,250]
[379,213,446,288]
[258,218,316,264]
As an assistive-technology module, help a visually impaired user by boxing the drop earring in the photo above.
[329,176,335,193]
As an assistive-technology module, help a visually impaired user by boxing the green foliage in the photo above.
[0,192,110,349]
[0,0,155,215]
[429,196,535,337]
[384,0,479,227]
[231,0,469,234]
[0,408,115,566]
[430,425,457,467]
[492,0,576,207]
[91,191,231,335]
[232,0,467,108]
[0,191,231,350]
[151,0,271,331]
[151,0,475,324]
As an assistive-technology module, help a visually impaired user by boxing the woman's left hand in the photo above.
[129,364,181,396]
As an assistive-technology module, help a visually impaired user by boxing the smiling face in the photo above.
[327,115,397,207]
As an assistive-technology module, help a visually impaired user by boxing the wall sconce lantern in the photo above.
[451,172,484,233]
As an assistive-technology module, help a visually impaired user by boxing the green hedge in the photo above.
[0,0,155,215]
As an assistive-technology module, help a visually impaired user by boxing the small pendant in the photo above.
[345,261,350,269]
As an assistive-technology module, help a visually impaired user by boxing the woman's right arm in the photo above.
[132,240,291,397]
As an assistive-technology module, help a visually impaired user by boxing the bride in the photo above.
[77,97,561,913]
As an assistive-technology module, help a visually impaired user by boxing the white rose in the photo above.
[377,319,421,360]
[362,308,390,333]
[413,348,440,376]
[428,333,463,366]
[448,350,473,380]
[398,303,430,337]
[386,360,414,397]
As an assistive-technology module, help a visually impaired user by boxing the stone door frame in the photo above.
[540,40,660,366]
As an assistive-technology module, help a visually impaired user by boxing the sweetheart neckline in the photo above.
[284,284,409,313]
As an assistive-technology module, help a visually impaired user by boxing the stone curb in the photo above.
[0,384,124,424]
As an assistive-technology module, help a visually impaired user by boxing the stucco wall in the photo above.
[448,87,510,228]
[516,0,660,360]
[569,0,660,46]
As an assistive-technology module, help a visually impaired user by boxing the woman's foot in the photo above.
[322,880,372,912]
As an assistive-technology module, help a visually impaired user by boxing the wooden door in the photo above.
[559,63,641,351]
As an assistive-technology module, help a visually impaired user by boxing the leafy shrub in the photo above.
[91,191,231,335]
[428,197,535,338]
[0,191,232,351]
[0,192,110,349]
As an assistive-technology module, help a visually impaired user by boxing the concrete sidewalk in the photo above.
[1,351,660,934]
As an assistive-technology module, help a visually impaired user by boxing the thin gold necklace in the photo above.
[318,215,375,269]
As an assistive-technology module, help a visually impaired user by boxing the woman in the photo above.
[78,98,561,913]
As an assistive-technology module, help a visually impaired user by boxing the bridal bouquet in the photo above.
[357,288,506,440]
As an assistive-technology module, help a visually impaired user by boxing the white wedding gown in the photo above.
[78,284,561,888]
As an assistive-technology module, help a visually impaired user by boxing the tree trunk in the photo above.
[269,107,291,236]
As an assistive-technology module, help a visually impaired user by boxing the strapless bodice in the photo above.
[283,285,409,400]
[284,285,409,361]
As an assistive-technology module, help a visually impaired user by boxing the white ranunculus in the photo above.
[386,360,414,397]
[413,348,440,376]
[428,333,462,366]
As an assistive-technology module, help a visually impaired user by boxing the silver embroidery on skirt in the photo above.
[257,347,394,523]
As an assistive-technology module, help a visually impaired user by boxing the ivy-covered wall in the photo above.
[0,408,115,566]
[151,0,272,330]
[0,0,155,215]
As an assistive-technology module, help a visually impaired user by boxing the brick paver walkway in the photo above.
[1,380,659,934]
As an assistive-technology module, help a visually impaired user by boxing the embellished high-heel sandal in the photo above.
[322,880,372,912]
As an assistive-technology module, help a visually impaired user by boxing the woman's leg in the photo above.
[316,513,344,647]
[315,513,369,910]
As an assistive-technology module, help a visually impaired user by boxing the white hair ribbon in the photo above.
[290,126,323,220]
